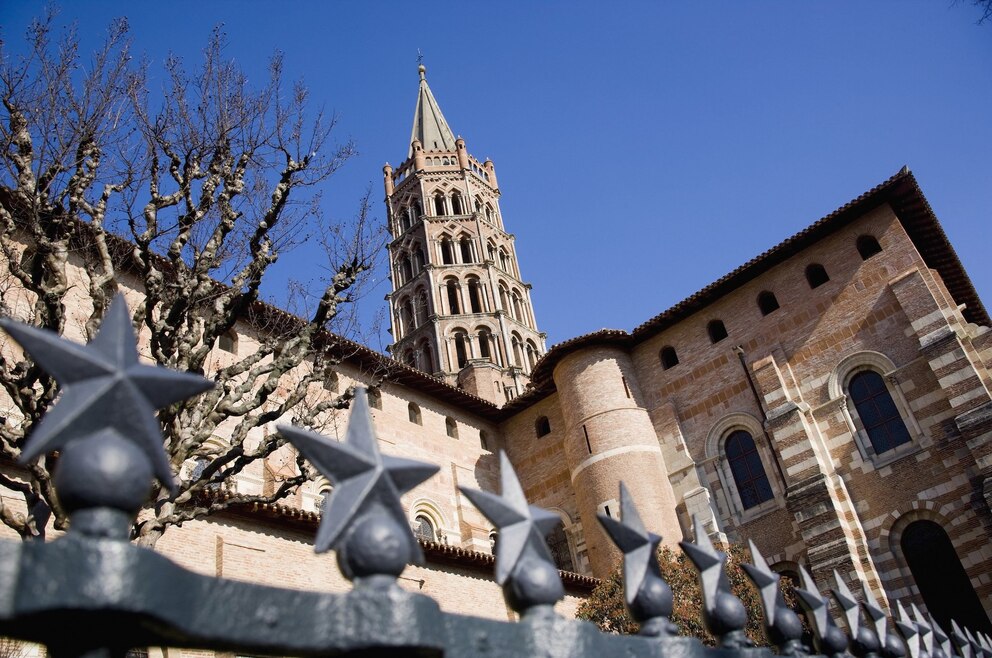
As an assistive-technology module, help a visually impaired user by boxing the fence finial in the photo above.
[795,566,848,658]
[741,540,803,654]
[929,612,951,658]
[597,482,675,637]
[680,514,749,648]
[278,387,439,582]
[459,451,564,615]
[831,570,879,658]
[895,600,921,658]
[912,603,934,658]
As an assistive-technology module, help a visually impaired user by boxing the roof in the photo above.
[409,65,457,158]
[513,168,989,408]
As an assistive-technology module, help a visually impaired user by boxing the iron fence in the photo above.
[0,296,989,658]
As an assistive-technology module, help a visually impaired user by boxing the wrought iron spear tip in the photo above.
[964,627,981,658]
[894,600,921,658]
[0,294,213,491]
[458,450,564,612]
[951,620,973,658]
[912,603,934,656]
[832,569,862,639]
[596,482,662,607]
[741,540,780,627]
[795,566,831,641]
[929,612,950,658]
[861,581,888,645]
[277,388,438,578]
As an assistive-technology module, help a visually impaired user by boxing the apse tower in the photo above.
[383,65,545,404]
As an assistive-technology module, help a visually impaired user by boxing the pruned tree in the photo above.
[0,13,389,546]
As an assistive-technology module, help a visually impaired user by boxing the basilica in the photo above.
[3,64,991,632]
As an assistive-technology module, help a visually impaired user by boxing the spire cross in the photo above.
[416,49,424,66]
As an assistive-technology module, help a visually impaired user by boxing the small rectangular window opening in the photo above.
[604,505,612,518]
[583,425,592,454]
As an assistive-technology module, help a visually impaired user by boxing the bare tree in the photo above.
[0,14,389,546]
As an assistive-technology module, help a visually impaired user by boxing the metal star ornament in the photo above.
[741,540,782,628]
[861,581,888,647]
[952,620,973,658]
[597,482,663,608]
[278,388,438,560]
[912,603,934,657]
[1,294,213,491]
[832,569,862,639]
[895,600,921,658]
[459,450,561,586]
[680,514,731,616]
[929,612,951,658]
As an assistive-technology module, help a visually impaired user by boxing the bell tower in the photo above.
[384,65,546,404]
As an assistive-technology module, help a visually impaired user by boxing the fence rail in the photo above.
[0,296,989,658]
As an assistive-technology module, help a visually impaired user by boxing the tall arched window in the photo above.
[708,320,728,344]
[511,291,524,322]
[440,237,454,265]
[535,416,551,437]
[498,248,510,272]
[805,263,829,288]
[757,291,780,315]
[418,339,434,372]
[857,235,882,260]
[487,241,496,262]
[445,279,461,315]
[408,402,422,425]
[725,430,774,509]
[467,277,483,313]
[477,327,493,360]
[453,330,470,369]
[546,525,574,572]
[218,329,238,354]
[485,203,495,222]
[413,200,423,220]
[511,333,523,367]
[451,193,463,215]
[434,193,446,216]
[900,520,992,634]
[459,236,473,263]
[660,346,678,370]
[525,340,538,371]
[402,349,415,367]
[498,284,510,314]
[411,246,424,273]
[400,299,415,335]
[445,417,459,439]
[847,370,911,455]
[415,289,430,324]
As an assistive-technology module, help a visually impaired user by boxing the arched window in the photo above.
[413,514,436,542]
[857,235,882,260]
[446,279,461,315]
[490,530,499,556]
[218,329,238,354]
[445,417,459,439]
[757,291,780,316]
[418,339,434,373]
[413,200,423,220]
[434,193,446,216]
[474,196,483,213]
[451,193,463,215]
[467,278,483,313]
[411,246,424,272]
[403,349,416,366]
[367,389,382,410]
[498,284,510,314]
[453,329,470,369]
[485,203,495,222]
[535,416,551,437]
[511,291,523,322]
[660,346,679,370]
[400,207,412,233]
[900,520,992,634]
[408,402,422,425]
[399,299,415,336]
[460,236,474,263]
[477,327,493,360]
[487,241,496,262]
[805,263,829,288]
[415,289,430,325]
[498,248,511,272]
[546,525,574,572]
[440,237,454,265]
[511,333,523,367]
[725,430,774,510]
[323,371,339,393]
[708,320,728,344]
[847,370,912,455]
[525,340,538,371]
[479,430,490,451]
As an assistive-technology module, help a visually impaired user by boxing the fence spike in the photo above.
[794,566,848,658]
[278,388,438,582]
[459,451,564,615]
[929,612,951,658]
[679,515,749,648]
[861,581,889,648]
[965,628,982,658]
[832,569,881,658]
[895,600,921,658]
[951,620,973,658]
[912,603,934,658]
[597,482,675,637]
[741,540,803,655]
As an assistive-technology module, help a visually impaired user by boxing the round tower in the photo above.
[552,344,682,577]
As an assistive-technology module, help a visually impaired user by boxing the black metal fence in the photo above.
[0,296,990,658]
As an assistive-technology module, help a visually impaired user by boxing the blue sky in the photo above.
[3,2,991,350]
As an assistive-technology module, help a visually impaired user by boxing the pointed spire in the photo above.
[409,64,456,158]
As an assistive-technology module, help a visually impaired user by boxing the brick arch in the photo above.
[410,498,448,543]
[827,350,897,399]
[704,411,763,460]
